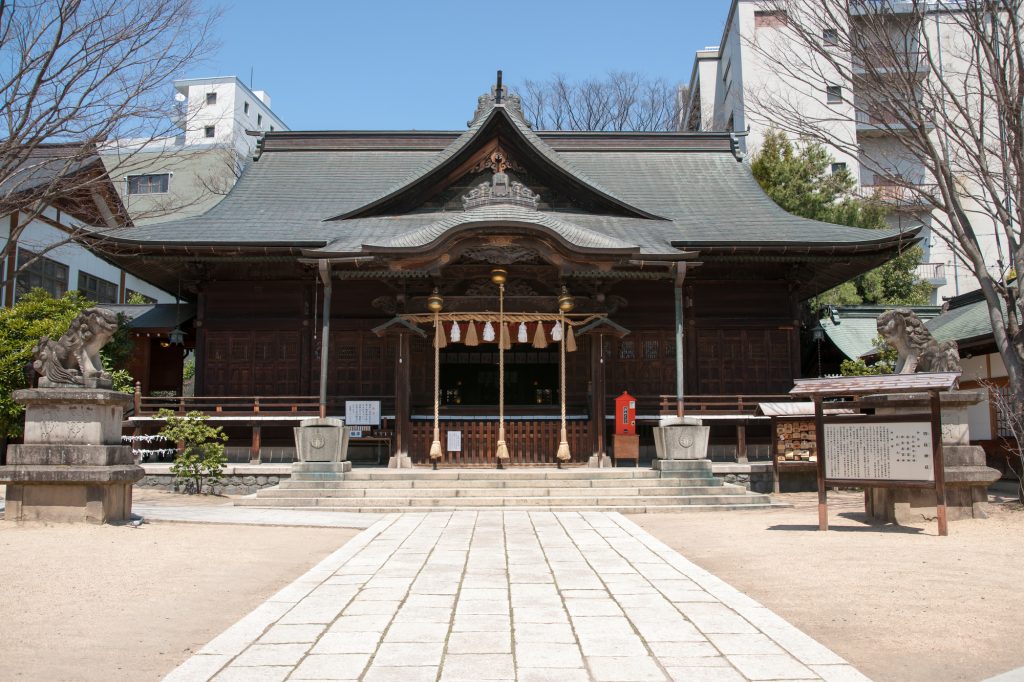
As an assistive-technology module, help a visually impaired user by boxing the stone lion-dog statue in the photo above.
[876,307,961,374]
[32,307,119,389]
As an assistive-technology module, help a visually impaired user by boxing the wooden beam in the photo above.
[591,334,607,459]
[318,260,332,418]
[395,333,411,458]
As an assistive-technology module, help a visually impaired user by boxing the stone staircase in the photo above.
[234,460,780,513]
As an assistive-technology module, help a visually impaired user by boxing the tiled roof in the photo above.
[353,205,637,253]
[98,93,919,257]
[927,291,1000,344]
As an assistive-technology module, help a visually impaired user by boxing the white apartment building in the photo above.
[683,0,1010,303]
[101,76,289,225]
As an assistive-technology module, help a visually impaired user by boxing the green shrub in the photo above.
[157,409,228,494]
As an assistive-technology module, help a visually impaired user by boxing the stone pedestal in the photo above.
[0,389,143,523]
[860,390,1001,523]
[653,416,710,461]
[294,417,349,462]
[588,453,612,468]
[388,454,413,469]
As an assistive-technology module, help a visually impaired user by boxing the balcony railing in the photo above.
[852,50,929,77]
[857,181,935,208]
[914,262,947,284]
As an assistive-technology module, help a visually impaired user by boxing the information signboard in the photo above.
[446,430,462,452]
[345,401,381,427]
[824,423,933,482]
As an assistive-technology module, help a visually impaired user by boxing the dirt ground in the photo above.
[0,518,358,681]
[632,492,1024,682]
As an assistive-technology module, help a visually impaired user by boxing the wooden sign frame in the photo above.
[813,390,947,536]
[790,372,959,537]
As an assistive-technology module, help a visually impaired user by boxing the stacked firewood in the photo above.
[776,419,817,462]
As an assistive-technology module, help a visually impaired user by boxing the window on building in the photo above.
[204,125,215,138]
[244,101,250,115]
[754,10,787,28]
[15,248,68,299]
[78,271,118,304]
[826,85,843,103]
[125,289,156,305]
[831,162,847,174]
[127,173,169,195]
[822,28,839,45]
[206,92,217,105]
[257,113,263,126]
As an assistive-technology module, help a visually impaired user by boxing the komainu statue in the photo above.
[32,308,119,389]
[877,308,961,374]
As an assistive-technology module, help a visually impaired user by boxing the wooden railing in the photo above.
[657,394,796,417]
[132,388,393,417]
[410,418,591,467]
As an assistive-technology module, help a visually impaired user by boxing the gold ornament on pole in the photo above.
[492,268,510,468]
[555,286,574,467]
[428,288,444,468]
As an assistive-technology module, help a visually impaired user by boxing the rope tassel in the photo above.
[532,322,548,348]
[499,322,512,350]
[465,321,479,346]
[434,321,447,349]
[556,426,571,462]
[566,323,577,352]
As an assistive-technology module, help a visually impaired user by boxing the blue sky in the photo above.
[197,0,729,131]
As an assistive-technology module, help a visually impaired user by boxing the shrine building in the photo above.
[96,82,918,466]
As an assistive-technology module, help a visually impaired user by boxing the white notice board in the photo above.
[824,422,933,481]
[345,401,381,427]
[447,431,462,452]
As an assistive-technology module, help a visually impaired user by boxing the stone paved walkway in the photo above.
[132,504,381,529]
[165,512,868,682]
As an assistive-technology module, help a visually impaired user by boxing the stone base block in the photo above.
[292,461,352,475]
[294,417,350,462]
[865,484,992,523]
[863,444,1000,524]
[7,444,133,466]
[653,424,710,460]
[588,454,611,468]
[14,388,130,446]
[388,455,413,469]
[653,458,713,474]
[3,480,138,524]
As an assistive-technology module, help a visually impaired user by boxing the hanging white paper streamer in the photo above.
[482,321,496,342]
[551,321,563,341]
[517,322,528,343]
[450,321,461,343]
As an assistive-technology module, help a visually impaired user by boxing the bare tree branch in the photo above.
[0,0,220,282]
[516,71,681,131]
[744,0,1024,409]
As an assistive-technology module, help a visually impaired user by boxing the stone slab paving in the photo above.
[164,512,870,682]
[132,504,382,529]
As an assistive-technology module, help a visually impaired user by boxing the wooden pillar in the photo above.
[674,264,687,418]
[814,397,828,531]
[590,334,607,458]
[931,390,948,536]
[736,421,748,463]
[394,333,411,458]
[194,286,207,395]
[318,260,332,418]
[250,425,262,464]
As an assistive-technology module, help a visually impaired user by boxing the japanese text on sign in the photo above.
[824,423,933,481]
[447,431,462,452]
[345,401,381,427]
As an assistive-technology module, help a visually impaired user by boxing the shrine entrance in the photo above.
[439,346,559,409]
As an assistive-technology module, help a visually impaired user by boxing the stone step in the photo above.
[236,493,771,508]
[256,485,728,499]
[228,503,783,513]
[278,476,721,490]
[336,466,709,481]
